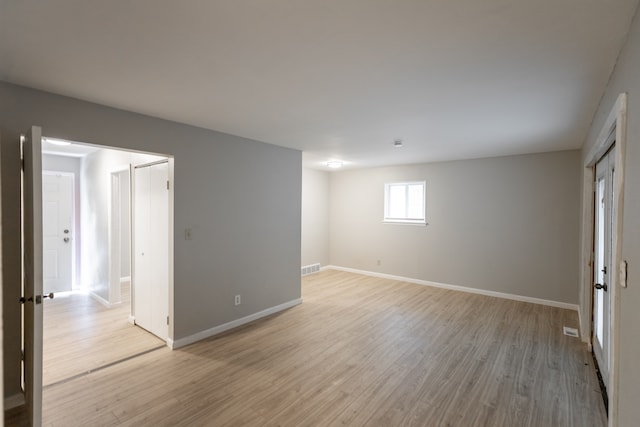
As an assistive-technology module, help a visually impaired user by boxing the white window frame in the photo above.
[383,181,426,225]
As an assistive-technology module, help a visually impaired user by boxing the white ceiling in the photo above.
[1,1,638,170]
[42,137,100,158]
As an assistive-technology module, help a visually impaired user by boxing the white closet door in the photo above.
[133,161,169,340]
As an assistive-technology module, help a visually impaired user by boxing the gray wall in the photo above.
[301,168,329,267]
[329,151,581,304]
[42,154,81,289]
[581,7,640,425]
[1,82,302,399]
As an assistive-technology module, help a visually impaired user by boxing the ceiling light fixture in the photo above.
[44,137,72,146]
[393,139,404,148]
[327,161,343,169]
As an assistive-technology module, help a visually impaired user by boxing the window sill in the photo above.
[382,220,428,227]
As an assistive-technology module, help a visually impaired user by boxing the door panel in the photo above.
[593,146,615,389]
[22,126,44,427]
[42,174,73,293]
[133,161,169,340]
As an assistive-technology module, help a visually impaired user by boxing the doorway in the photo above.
[38,138,174,404]
[580,93,627,424]
[19,129,175,426]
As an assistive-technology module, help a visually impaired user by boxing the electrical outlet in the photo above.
[235,295,241,306]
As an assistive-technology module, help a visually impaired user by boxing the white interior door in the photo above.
[593,145,615,389]
[133,161,169,340]
[22,126,44,427]
[43,173,73,293]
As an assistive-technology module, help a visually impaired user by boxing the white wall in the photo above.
[79,147,163,299]
[119,170,131,279]
[1,82,302,399]
[329,150,581,304]
[301,168,329,267]
[580,7,640,425]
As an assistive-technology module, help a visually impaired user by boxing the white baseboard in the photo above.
[578,308,592,345]
[170,298,303,349]
[128,314,135,325]
[4,392,25,410]
[90,291,118,308]
[326,265,579,311]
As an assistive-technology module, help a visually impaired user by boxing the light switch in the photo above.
[185,228,193,240]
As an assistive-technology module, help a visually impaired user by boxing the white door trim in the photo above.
[108,165,130,306]
[580,92,627,426]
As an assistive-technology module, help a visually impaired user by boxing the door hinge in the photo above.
[167,315,170,325]
[167,180,170,190]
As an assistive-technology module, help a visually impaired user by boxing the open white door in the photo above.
[22,126,44,427]
[593,146,615,398]
[132,160,169,340]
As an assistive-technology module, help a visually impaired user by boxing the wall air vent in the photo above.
[563,326,579,338]
[301,263,321,276]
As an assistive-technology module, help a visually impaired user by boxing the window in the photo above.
[384,181,426,224]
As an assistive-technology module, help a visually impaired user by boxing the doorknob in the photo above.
[34,292,55,304]
[595,283,608,292]
[19,292,55,304]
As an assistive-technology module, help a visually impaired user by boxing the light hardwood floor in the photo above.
[15,270,606,426]
[43,283,165,386]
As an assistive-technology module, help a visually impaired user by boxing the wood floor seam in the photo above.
[43,345,166,390]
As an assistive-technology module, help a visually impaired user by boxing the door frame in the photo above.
[42,170,76,292]
[108,165,130,307]
[580,93,627,425]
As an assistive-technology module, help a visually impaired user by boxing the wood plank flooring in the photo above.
[43,283,165,386]
[16,270,606,426]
